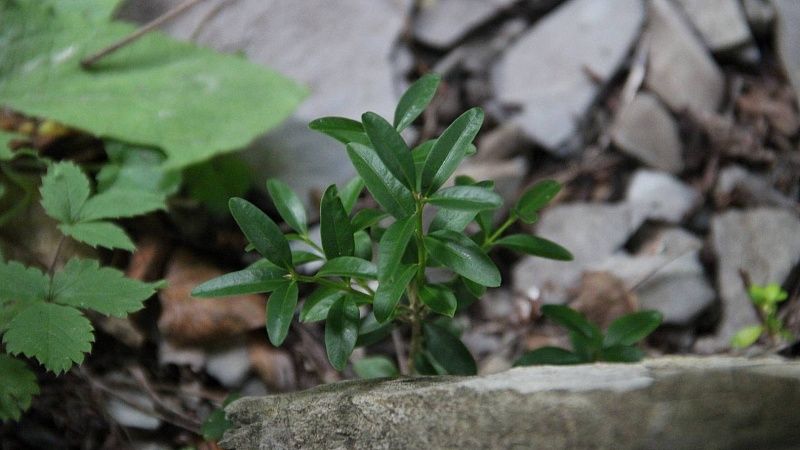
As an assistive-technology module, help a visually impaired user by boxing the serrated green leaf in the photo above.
[3,302,94,374]
[419,284,457,317]
[266,281,297,346]
[191,265,288,298]
[353,356,399,379]
[52,259,159,317]
[492,234,573,261]
[420,108,484,194]
[351,208,389,231]
[427,185,502,212]
[229,198,292,269]
[40,162,90,224]
[201,393,241,441]
[317,257,377,280]
[603,310,662,348]
[96,142,181,197]
[346,143,415,219]
[59,221,136,251]
[79,189,165,221]
[266,178,307,235]
[377,216,416,281]
[514,347,583,366]
[362,112,415,189]
[0,1,305,170]
[600,345,644,363]
[0,354,39,421]
[300,287,344,323]
[515,180,561,224]
[308,117,370,146]
[731,325,764,349]
[425,230,500,287]
[423,322,476,375]
[0,260,48,304]
[320,185,355,259]
[541,305,601,343]
[394,73,441,131]
[374,264,416,323]
[325,296,360,370]
[339,176,365,214]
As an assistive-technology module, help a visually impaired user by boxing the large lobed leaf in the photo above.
[0,1,305,169]
[0,260,49,305]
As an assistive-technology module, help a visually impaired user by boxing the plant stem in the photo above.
[407,196,428,374]
[483,214,516,249]
[294,274,372,303]
[392,328,409,376]
[80,0,205,69]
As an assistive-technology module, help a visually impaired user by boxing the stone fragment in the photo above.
[612,94,684,173]
[206,343,252,388]
[493,0,644,153]
[696,208,800,353]
[675,0,753,52]
[625,169,699,223]
[773,0,800,106]
[414,0,515,48]
[106,396,161,430]
[512,203,641,304]
[222,357,800,450]
[742,0,776,35]
[646,0,725,113]
[714,165,797,209]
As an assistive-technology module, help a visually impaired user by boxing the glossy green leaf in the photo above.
[0,354,39,421]
[603,310,662,347]
[229,198,292,269]
[377,216,416,281]
[308,117,370,146]
[423,322,477,375]
[355,313,393,347]
[419,285,457,317]
[184,155,252,215]
[394,73,441,131]
[320,185,355,259]
[0,260,48,304]
[541,305,601,342]
[266,281,298,346]
[430,208,477,233]
[3,303,93,374]
[420,108,484,194]
[600,345,644,363]
[362,112,415,189]
[493,234,573,261]
[515,180,561,224]
[266,178,307,235]
[59,221,135,251]
[351,208,389,231]
[569,330,600,362]
[317,257,377,280]
[192,265,288,297]
[411,139,436,179]
[40,162,90,224]
[325,296,360,370]
[514,347,583,366]
[354,230,373,261]
[374,264,416,323]
[52,259,160,317]
[346,143,416,219]
[731,325,764,349]
[353,356,399,379]
[425,230,500,287]
[300,287,344,323]
[339,176,365,214]
[427,185,502,212]
[292,250,323,266]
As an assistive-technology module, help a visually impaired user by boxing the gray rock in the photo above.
[696,208,800,353]
[206,343,252,388]
[714,165,798,209]
[106,396,161,430]
[675,0,753,52]
[612,93,684,173]
[414,0,516,48]
[512,203,641,304]
[742,0,776,34]
[221,356,800,450]
[625,169,699,223]
[646,0,725,113]
[773,0,800,106]
[493,0,644,153]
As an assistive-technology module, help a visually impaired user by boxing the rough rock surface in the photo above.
[646,0,724,113]
[612,93,684,173]
[696,208,800,353]
[773,0,800,105]
[625,169,699,223]
[493,0,644,153]
[414,0,515,48]
[221,357,800,450]
[675,0,753,52]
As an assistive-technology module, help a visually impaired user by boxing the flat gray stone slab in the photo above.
[414,0,516,48]
[774,0,800,106]
[675,0,753,52]
[612,93,684,173]
[221,356,800,450]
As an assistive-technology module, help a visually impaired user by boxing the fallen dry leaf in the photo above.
[568,271,638,329]
[248,340,297,392]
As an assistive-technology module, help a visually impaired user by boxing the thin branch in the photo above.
[81,0,205,69]
[392,328,409,376]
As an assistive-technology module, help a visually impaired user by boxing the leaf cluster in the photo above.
[193,74,572,375]
[515,305,662,366]
[731,283,793,349]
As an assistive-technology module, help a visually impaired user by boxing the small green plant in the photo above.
[192,73,573,375]
[514,305,662,366]
[0,161,162,421]
[731,283,793,349]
